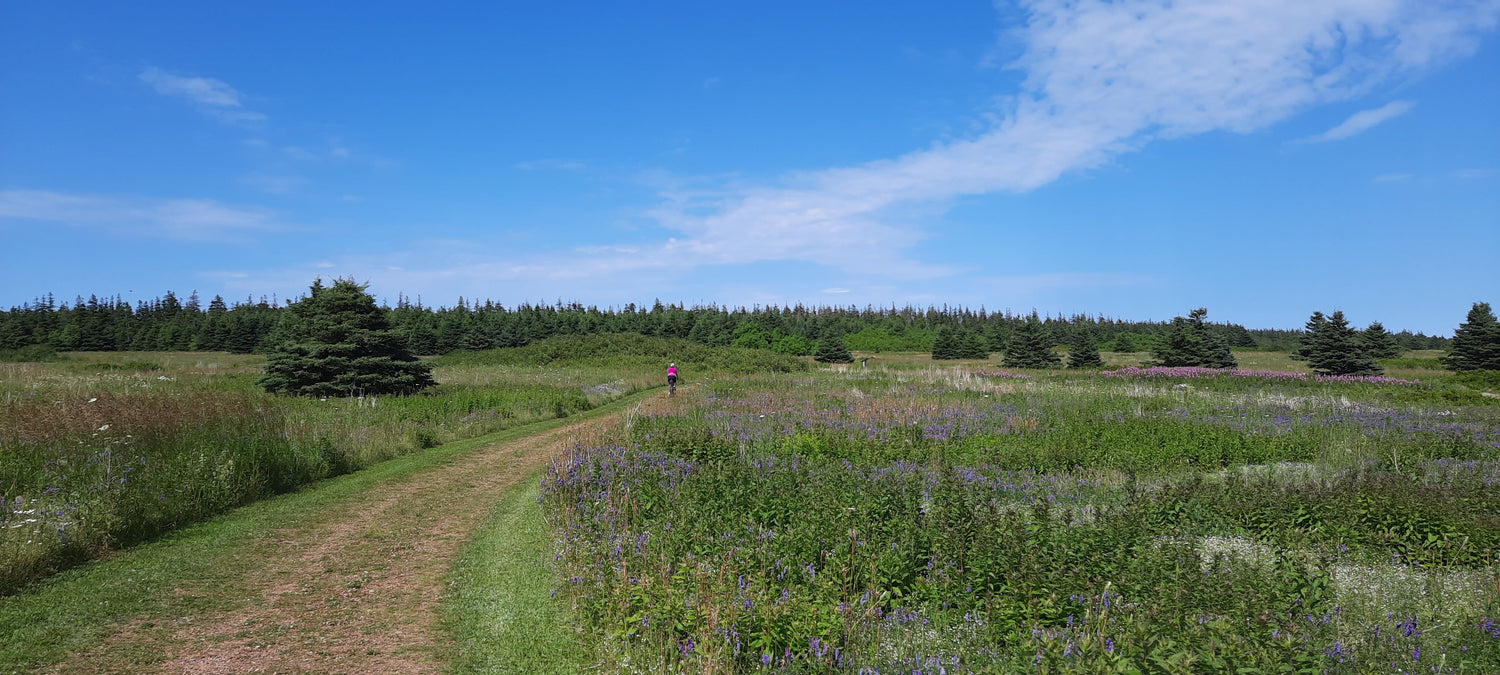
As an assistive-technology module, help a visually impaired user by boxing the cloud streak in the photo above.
[0,189,282,241]
[577,0,1497,278]
[139,67,266,125]
[1303,100,1417,142]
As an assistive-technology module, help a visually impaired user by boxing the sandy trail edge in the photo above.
[51,393,666,674]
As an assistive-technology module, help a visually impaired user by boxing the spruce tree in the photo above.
[1293,311,1329,363]
[1442,302,1500,371]
[956,327,989,359]
[1304,310,1382,376]
[1153,308,1237,368]
[1067,327,1105,368]
[931,326,960,360]
[1112,333,1138,353]
[259,278,436,397]
[814,329,854,364]
[1360,321,1403,360]
[1003,314,1061,369]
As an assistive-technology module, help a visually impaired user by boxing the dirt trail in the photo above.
[53,393,670,674]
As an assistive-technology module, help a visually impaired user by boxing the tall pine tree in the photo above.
[1067,327,1105,368]
[813,327,854,364]
[1300,310,1382,376]
[1442,302,1500,371]
[1360,321,1403,359]
[1003,314,1061,369]
[1154,308,1236,368]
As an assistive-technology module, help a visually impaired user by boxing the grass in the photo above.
[0,346,656,594]
[443,479,588,674]
[0,388,655,673]
[539,365,1500,672]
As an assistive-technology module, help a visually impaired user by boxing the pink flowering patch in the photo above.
[1100,366,1418,386]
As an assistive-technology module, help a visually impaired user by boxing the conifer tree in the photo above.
[1154,308,1237,368]
[1360,321,1403,360]
[931,326,961,360]
[1003,314,1061,369]
[1068,327,1105,368]
[814,328,854,364]
[259,278,435,397]
[1112,333,1138,353]
[1293,311,1328,362]
[1442,302,1500,371]
[1302,310,1382,376]
[956,327,989,359]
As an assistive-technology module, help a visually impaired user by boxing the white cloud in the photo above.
[1303,101,1417,143]
[219,0,1500,301]
[821,287,851,294]
[601,0,1498,278]
[139,67,266,125]
[0,189,281,241]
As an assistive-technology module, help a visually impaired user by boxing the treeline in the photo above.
[0,290,1451,357]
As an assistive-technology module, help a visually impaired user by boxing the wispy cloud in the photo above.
[0,189,281,241]
[224,0,1500,304]
[578,0,1496,278]
[1302,100,1417,143]
[139,67,266,125]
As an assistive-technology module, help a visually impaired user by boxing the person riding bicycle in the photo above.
[667,363,678,390]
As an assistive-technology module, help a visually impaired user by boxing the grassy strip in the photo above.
[443,481,587,674]
[0,387,656,672]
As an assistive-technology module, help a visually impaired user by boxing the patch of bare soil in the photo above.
[52,394,673,674]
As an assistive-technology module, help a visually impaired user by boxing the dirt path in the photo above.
[52,393,668,674]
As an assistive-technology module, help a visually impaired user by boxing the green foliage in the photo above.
[930,326,986,360]
[1003,314,1060,369]
[843,326,937,353]
[1450,369,1500,392]
[1154,307,1237,369]
[1067,327,1105,368]
[0,345,58,363]
[1443,301,1500,371]
[542,374,1500,672]
[1300,310,1383,376]
[1360,320,1403,359]
[1110,332,1140,353]
[433,332,808,374]
[813,330,854,364]
[258,279,436,397]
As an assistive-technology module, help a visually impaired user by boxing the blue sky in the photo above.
[2,1,1496,334]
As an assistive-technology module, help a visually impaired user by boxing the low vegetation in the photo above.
[2,333,792,594]
[542,364,1500,672]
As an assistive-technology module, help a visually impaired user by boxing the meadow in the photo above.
[541,354,1500,673]
[0,336,803,595]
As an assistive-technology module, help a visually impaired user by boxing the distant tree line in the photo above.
[0,288,1455,358]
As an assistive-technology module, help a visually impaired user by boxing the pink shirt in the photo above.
[667,367,678,376]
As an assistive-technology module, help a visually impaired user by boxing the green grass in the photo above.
[0,388,655,672]
[442,480,588,675]
[540,368,1500,672]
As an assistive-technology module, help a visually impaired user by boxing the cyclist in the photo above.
[667,362,678,394]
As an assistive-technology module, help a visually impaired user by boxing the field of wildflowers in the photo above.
[0,351,652,594]
[542,366,1500,672]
